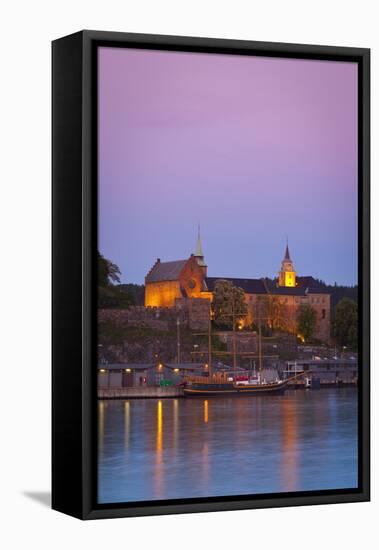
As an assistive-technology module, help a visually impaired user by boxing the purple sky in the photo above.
[98,47,358,286]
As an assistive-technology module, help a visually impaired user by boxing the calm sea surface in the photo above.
[98,388,358,504]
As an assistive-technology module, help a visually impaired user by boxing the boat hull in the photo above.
[183,380,288,396]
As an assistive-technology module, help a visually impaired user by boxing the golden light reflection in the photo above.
[204,400,209,423]
[156,400,163,455]
[281,398,298,492]
[124,401,130,450]
[154,400,164,499]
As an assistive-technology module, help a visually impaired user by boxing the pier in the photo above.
[98,386,183,399]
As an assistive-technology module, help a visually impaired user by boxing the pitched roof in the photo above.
[266,276,329,296]
[296,276,328,294]
[145,259,188,283]
[204,277,268,294]
[270,286,307,296]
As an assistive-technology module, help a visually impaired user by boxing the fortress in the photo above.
[144,231,330,342]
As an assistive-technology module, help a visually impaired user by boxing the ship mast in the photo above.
[208,302,212,377]
[258,312,263,385]
[232,295,237,377]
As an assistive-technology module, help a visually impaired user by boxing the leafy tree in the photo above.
[333,298,358,349]
[98,252,121,287]
[212,279,247,329]
[98,252,134,309]
[255,294,290,332]
[118,283,145,306]
[297,304,317,342]
[98,286,135,309]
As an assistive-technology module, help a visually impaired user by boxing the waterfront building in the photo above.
[144,232,331,342]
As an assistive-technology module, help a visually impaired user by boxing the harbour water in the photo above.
[98,388,358,504]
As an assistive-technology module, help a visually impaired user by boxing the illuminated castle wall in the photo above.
[145,255,205,308]
[144,234,331,342]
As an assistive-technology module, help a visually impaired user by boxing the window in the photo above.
[322,309,326,319]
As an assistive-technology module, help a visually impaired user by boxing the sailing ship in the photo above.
[183,373,291,396]
[183,297,300,397]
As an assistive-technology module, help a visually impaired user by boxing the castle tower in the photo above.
[278,240,296,287]
[193,224,207,276]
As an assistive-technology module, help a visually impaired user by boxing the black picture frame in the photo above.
[52,30,370,520]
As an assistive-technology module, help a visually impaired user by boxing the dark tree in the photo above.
[333,298,358,349]
[98,252,134,309]
[212,279,247,329]
[297,304,317,342]
[98,252,121,287]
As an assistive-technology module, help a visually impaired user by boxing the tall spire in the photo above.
[193,224,207,269]
[195,223,203,258]
[284,237,291,261]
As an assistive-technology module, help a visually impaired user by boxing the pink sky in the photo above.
[98,47,358,285]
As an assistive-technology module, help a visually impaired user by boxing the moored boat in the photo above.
[183,293,302,397]
[183,373,294,396]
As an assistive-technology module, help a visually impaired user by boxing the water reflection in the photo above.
[155,400,164,498]
[172,399,178,448]
[156,400,163,454]
[281,396,298,492]
[98,388,358,504]
[204,400,209,423]
[98,400,105,457]
[124,401,130,450]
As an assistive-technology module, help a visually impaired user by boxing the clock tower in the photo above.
[279,241,296,287]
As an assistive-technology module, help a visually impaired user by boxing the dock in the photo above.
[98,386,184,399]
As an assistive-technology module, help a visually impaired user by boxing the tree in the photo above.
[98,252,134,309]
[98,252,121,287]
[256,294,290,332]
[98,286,135,309]
[212,279,247,329]
[333,298,358,349]
[297,304,317,342]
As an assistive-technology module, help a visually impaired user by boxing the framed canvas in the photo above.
[52,30,370,519]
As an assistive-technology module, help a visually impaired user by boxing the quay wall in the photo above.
[98,386,184,399]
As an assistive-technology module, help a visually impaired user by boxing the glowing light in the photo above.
[204,363,209,369]
[99,368,107,373]
[125,368,131,373]
[145,281,182,308]
[174,368,179,373]
[158,363,163,370]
